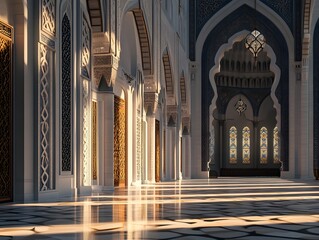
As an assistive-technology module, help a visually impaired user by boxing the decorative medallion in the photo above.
[234,98,247,115]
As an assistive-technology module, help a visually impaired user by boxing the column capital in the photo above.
[93,53,118,91]
[167,105,178,127]
[144,75,157,92]
[145,92,159,116]
[182,117,190,135]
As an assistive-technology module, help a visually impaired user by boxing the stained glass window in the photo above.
[229,126,237,164]
[61,14,72,172]
[260,127,268,164]
[273,127,280,164]
[242,127,250,164]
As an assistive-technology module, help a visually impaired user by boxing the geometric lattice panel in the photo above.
[114,96,126,187]
[61,14,72,172]
[0,23,12,202]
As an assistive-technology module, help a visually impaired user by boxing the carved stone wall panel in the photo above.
[82,16,91,79]
[82,80,90,186]
[0,24,12,202]
[39,44,52,191]
[41,0,56,36]
[114,96,126,186]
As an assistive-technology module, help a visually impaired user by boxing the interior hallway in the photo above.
[1,178,319,240]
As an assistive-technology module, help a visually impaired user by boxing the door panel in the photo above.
[114,96,126,187]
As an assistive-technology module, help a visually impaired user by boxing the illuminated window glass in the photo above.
[229,126,237,164]
[242,127,250,164]
[260,127,268,164]
[273,127,280,164]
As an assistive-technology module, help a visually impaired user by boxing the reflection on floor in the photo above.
[1,178,319,239]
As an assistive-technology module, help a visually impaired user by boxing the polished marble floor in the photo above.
[1,178,319,239]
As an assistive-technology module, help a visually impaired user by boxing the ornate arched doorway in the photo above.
[212,40,280,176]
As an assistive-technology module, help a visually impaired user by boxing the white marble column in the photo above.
[300,53,313,178]
[182,134,191,179]
[166,126,176,180]
[147,114,156,183]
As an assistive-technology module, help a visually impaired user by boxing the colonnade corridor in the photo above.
[1,178,319,239]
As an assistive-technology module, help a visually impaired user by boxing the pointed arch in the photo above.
[162,48,174,96]
[180,71,187,104]
[132,9,152,76]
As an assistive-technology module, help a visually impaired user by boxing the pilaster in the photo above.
[145,92,158,183]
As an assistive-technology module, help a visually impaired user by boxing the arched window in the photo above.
[273,127,280,164]
[242,127,250,164]
[229,126,237,164]
[260,127,268,164]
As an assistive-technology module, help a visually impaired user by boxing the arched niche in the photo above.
[201,4,289,173]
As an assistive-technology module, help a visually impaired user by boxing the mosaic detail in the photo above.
[242,127,250,164]
[0,31,12,201]
[136,116,141,181]
[114,96,126,187]
[261,0,293,31]
[260,127,268,164]
[196,0,231,32]
[273,127,280,164]
[155,120,160,183]
[82,80,90,186]
[81,16,90,78]
[92,101,97,181]
[61,14,72,172]
[229,126,237,164]
[39,44,51,191]
[41,0,56,36]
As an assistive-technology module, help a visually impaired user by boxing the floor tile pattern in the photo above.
[1,178,319,239]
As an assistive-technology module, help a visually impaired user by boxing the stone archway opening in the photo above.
[208,33,281,177]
